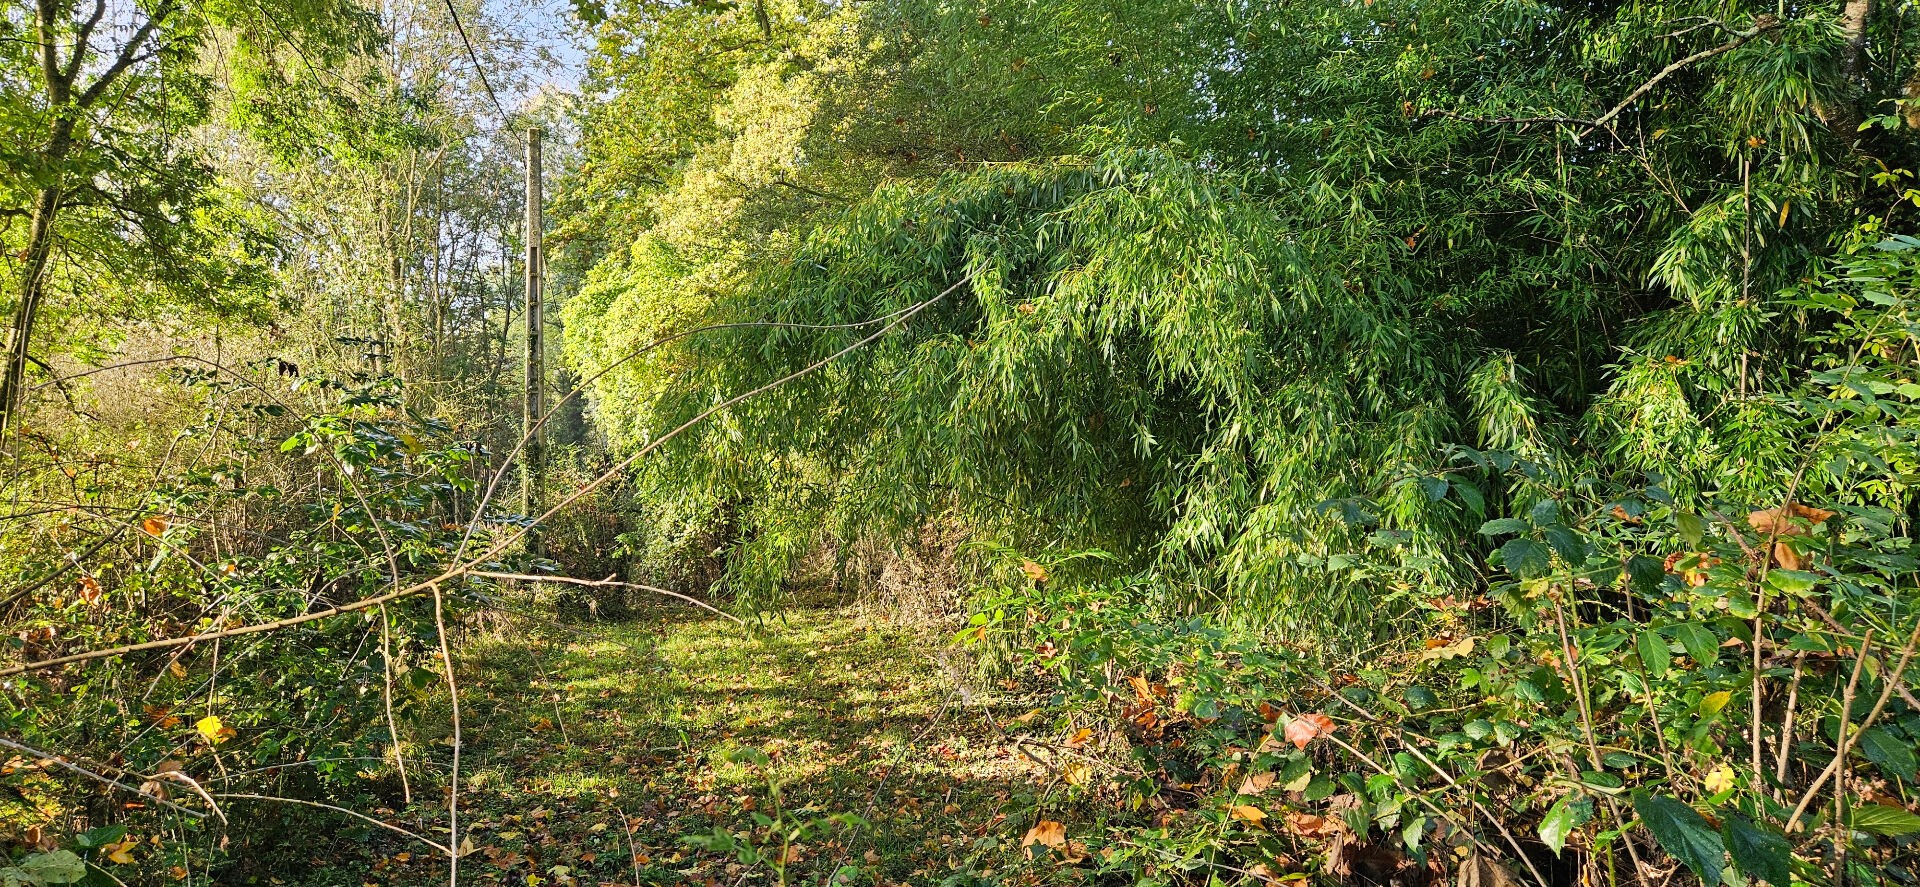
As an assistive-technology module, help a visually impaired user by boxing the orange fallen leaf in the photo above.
[1230,804,1268,826]
[78,575,103,605]
[1020,559,1048,582]
[1021,819,1067,856]
[1283,713,1336,749]
[1237,771,1275,796]
[1283,812,1343,839]
[140,517,168,537]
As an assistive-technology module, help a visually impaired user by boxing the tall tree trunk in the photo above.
[1824,0,1875,139]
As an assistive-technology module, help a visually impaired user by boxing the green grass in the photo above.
[352,596,1032,886]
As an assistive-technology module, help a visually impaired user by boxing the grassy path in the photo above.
[360,597,1038,886]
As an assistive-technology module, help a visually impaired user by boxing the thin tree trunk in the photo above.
[0,187,63,443]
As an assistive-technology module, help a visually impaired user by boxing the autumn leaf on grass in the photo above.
[1419,636,1475,662]
[1021,820,1067,858]
[1237,771,1275,796]
[78,575,103,605]
[1063,727,1092,749]
[140,517,168,537]
[1283,713,1336,749]
[1020,559,1048,582]
[1229,805,1268,827]
[1063,762,1091,785]
[195,715,235,745]
[1282,812,1343,839]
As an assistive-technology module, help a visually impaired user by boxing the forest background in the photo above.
[2,0,1919,885]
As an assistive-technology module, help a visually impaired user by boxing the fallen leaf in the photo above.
[141,517,168,537]
[1020,559,1048,582]
[1283,812,1343,839]
[1237,771,1275,796]
[1021,820,1067,856]
[1063,727,1092,749]
[78,575,103,605]
[1230,804,1268,826]
[1284,713,1336,749]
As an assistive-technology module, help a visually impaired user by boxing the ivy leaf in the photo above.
[1720,810,1790,886]
[1632,791,1726,880]
[17,850,87,883]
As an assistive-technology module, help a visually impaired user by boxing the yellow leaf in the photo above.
[195,715,234,745]
[1063,762,1091,785]
[1229,804,1268,826]
[1020,559,1048,582]
[1699,691,1732,717]
[1703,763,1736,794]
[105,838,137,864]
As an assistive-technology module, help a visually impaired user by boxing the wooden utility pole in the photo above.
[521,128,545,524]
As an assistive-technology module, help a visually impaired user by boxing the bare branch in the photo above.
[0,736,208,819]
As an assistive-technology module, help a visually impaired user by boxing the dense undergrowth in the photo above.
[5,0,1920,884]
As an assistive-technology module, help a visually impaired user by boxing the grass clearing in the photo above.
[337,594,1045,886]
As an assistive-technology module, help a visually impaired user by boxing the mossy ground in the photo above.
[330,595,1046,886]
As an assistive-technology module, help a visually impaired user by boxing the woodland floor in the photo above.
[297,594,1045,886]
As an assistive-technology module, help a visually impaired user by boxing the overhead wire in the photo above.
[443,0,507,118]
